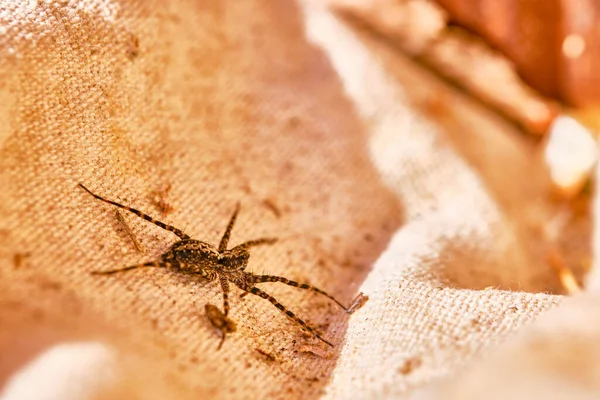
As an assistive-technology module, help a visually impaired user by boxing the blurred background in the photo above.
[329,0,600,294]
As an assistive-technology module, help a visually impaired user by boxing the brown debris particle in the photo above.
[13,252,31,269]
[38,279,62,291]
[298,344,334,359]
[287,115,301,128]
[398,356,422,375]
[150,183,175,217]
[347,292,369,314]
[255,348,276,362]
[262,198,282,218]
[125,33,140,59]
[115,210,144,253]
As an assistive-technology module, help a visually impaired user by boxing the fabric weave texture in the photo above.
[0,1,595,399]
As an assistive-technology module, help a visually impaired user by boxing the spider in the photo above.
[79,183,364,347]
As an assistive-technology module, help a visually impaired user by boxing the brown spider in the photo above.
[79,184,363,347]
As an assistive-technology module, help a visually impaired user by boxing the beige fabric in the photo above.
[0,1,595,399]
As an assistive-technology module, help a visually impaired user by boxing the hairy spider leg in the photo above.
[235,238,278,250]
[218,203,240,252]
[91,261,172,275]
[247,286,334,347]
[218,277,232,350]
[217,332,226,350]
[252,274,350,312]
[79,183,191,240]
[220,276,230,317]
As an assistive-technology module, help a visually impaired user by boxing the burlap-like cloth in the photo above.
[1,1,596,399]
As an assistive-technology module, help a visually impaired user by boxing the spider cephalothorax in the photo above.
[79,183,366,348]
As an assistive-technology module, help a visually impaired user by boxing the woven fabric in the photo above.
[0,1,595,399]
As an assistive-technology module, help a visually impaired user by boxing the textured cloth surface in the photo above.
[0,1,595,399]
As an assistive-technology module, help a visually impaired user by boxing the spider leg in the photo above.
[217,333,226,350]
[245,286,334,347]
[218,203,240,252]
[252,274,349,312]
[218,277,232,350]
[91,261,171,275]
[234,238,278,250]
[79,183,191,240]
[220,276,230,317]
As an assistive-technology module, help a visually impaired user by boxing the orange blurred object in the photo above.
[435,0,600,107]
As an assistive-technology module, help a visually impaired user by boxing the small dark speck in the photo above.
[398,357,422,375]
[126,34,140,59]
[262,198,281,218]
[241,183,252,194]
[32,308,44,321]
[40,280,62,291]
[282,161,294,172]
[287,115,301,128]
[13,252,31,269]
